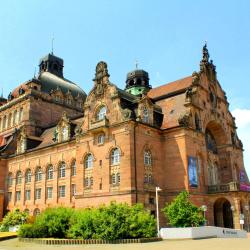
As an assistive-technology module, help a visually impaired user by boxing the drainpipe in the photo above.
[134,122,138,203]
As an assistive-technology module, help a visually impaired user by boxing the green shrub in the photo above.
[35,207,74,238]
[92,202,131,240]
[127,204,156,238]
[18,203,156,239]
[67,209,95,239]
[18,223,48,238]
[68,202,156,240]
[162,191,205,227]
[0,209,29,232]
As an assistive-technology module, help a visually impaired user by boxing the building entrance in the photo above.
[214,198,234,228]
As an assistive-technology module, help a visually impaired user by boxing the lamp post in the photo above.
[156,187,162,238]
[201,205,207,226]
[245,205,249,232]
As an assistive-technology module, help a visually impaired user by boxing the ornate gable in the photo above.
[55,112,71,142]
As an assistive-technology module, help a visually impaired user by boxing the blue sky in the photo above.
[0,0,250,176]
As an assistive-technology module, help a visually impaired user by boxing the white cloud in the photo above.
[231,108,250,128]
[232,108,250,177]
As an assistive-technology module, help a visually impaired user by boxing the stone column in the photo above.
[232,197,241,229]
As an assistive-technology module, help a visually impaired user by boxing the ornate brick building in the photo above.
[0,45,249,229]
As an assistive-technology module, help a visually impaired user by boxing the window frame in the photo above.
[58,185,66,198]
[97,106,107,121]
[47,165,53,180]
[58,162,66,178]
[25,169,32,183]
[35,167,43,182]
[111,148,120,165]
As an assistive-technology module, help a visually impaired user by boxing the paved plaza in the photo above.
[0,238,250,250]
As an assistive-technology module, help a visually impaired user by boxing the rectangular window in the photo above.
[35,188,41,200]
[25,190,31,201]
[16,191,21,201]
[8,192,12,201]
[71,184,76,196]
[47,187,53,199]
[59,185,66,198]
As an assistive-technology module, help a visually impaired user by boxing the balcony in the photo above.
[89,117,109,131]
[207,182,240,193]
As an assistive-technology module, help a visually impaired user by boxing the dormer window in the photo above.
[61,126,69,141]
[143,106,149,123]
[97,106,107,121]
[66,98,72,105]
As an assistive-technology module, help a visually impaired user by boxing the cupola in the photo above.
[125,68,151,96]
[39,53,64,78]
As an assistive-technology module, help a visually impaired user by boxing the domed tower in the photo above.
[39,53,64,78]
[125,68,151,96]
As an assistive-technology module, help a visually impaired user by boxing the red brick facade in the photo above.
[0,46,249,229]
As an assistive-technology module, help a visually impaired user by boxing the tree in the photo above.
[162,191,205,227]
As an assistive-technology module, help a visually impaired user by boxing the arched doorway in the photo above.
[214,198,234,228]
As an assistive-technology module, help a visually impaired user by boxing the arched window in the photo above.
[143,106,149,123]
[97,106,107,120]
[25,169,32,183]
[71,160,76,176]
[97,133,105,144]
[35,167,42,182]
[58,162,66,178]
[208,162,219,185]
[47,165,53,180]
[33,208,40,216]
[205,129,217,154]
[7,173,13,187]
[144,150,152,166]
[85,154,93,169]
[111,148,120,165]
[16,171,22,185]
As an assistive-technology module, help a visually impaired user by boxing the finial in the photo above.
[135,59,138,69]
[1,88,3,98]
[51,37,54,55]
[33,67,36,78]
[202,41,209,63]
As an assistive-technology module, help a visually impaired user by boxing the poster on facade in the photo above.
[239,170,250,191]
[188,156,198,187]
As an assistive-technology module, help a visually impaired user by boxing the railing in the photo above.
[89,117,109,130]
[207,182,240,193]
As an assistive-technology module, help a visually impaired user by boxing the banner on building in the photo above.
[188,156,198,187]
[239,170,250,191]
